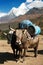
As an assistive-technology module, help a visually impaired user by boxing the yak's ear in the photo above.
[3,32,7,36]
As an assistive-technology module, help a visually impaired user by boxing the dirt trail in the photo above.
[0,35,43,65]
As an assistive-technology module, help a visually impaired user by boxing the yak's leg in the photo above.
[16,49,19,56]
[12,48,15,56]
[11,45,15,56]
[17,49,22,63]
[23,49,27,61]
[19,49,22,59]
[34,47,38,57]
[16,49,18,55]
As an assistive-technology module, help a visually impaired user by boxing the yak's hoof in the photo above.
[34,55,37,57]
[16,60,20,63]
[20,58,23,63]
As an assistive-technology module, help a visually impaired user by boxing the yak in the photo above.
[3,28,39,61]
[10,29,39,61]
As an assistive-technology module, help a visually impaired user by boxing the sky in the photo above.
[0,0,43,13]
[0,0,26,13]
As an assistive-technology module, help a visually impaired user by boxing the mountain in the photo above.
[0,12,7,17]
[0,0,43,23]
[26,0,43,9]
[3,1,43,17]
[26,7,43,14]
[0,3,28,23]
[0,12,16,23]
[8,3,28,16]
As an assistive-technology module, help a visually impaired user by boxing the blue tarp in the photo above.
[19,20,33,28]
[34,26,41,35]
[19,20,41,35]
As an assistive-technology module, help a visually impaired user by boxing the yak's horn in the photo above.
[10,27,15,31]
[3,32,7,36]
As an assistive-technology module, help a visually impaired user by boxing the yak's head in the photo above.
[3,30,14,44]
